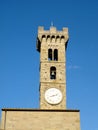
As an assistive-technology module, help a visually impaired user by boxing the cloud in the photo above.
[67,65,80,70]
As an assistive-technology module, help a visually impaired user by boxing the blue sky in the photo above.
[0,0,98,130]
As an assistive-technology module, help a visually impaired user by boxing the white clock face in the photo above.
[45,88,62,105]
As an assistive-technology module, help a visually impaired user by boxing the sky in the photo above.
[0,0,98,130]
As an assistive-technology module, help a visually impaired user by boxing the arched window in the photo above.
[48,49,52,61]
[50,66,56,79]
[54,49,58,61]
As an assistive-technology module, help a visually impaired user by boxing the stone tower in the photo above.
[36,26,69,109]
[0,26,81,130]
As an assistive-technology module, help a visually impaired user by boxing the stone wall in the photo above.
[0,109,80,130]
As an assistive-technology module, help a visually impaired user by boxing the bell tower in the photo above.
[37,26,69,109]
[0,25,81,130]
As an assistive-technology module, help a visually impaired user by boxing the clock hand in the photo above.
[50,95,55,97]
[50,94,58,97]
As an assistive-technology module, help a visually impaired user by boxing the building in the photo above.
[0,26,81,130]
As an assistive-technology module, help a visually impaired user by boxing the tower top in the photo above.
[37,26,69,52]
[38,26,68,35]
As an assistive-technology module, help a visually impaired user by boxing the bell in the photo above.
[51,71,55,75]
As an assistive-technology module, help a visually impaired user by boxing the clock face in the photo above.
[45,88,62,105]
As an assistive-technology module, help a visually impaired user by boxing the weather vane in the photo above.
[51,21,54,27]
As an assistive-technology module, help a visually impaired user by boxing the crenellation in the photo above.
[37,26,69,46]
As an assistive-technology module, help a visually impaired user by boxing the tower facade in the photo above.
[37,26,69,109]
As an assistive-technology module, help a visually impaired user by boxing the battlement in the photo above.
[38,26,69,40]
[37,26,69,52]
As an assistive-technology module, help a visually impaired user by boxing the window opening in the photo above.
[50,66,56,79]
[54,49,58,61]
[48,49,52,61]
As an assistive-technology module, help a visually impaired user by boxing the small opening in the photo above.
[47,35,50,40]
[61,36,65,39]
[54,49,58,61]
[51,35,55,42]
[56,36,60,42]
[61,36,65,42]
[50,66,56,79]
[42,35,46,38]
[42,35,46,41]
[56,36,60,39]
[48,49,52,61]
[51,35,55,39]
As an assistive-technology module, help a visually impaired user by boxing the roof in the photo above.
[2,108,80,112]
